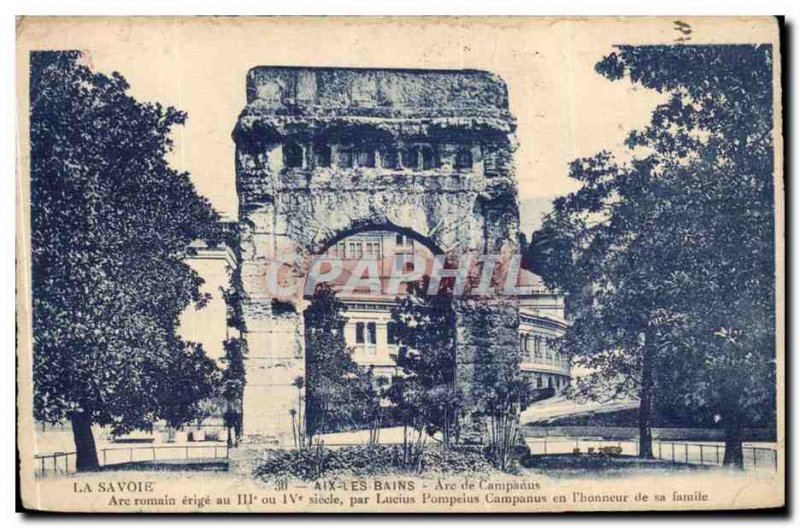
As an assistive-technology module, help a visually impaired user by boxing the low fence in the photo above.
[34,444,229,477]
[521,425,775,442]
[653,441,777,471]
[525,437,778,472]
[34,451,78,477]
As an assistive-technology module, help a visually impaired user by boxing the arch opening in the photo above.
[301,226,450,442]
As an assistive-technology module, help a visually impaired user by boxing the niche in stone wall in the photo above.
[313,142,332,167]
[284,142,304,168]
[380,147,399,169]
[403,145,439,170]
[455,147,474,171]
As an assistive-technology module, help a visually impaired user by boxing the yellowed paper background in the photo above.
[16,16,784,513]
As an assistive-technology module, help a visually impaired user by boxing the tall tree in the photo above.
[303,284,361,442]
[389,278,460,448]
[599,45,776,467]
[532,45,776,464]
[30,51,221,471]
[533,152,682,458]
[221,336,247,446]
[469,301,532,470]
[220,238,248,447]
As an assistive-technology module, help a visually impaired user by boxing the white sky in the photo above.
[17,17,777,231]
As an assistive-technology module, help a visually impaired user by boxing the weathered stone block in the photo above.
[234,67,520,444]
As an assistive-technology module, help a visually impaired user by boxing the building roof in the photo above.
[521,395,639,425]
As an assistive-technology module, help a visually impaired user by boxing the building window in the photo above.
[455,147,473,171]
[366,322,377,345]
[387,322,398,345]
[355,322,365,344]
[534,336,543,359]
[394,253,411,272]
[284,142,304,168]
[548,377,554,389]
[365,240,381,259]
[337,241,347,258]
[395,233,411,246]
[348,241,363,259]
[400,146,439,170]
[536,376,543,389]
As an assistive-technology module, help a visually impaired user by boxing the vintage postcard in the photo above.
[16,16,784,513]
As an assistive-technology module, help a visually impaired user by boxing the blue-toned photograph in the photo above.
[16,16,784,513]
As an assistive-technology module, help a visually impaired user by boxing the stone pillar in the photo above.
[237,204,308,447]
[240,298,305,447]
[454,299,521,443]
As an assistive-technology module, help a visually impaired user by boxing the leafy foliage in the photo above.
[221,336,247,444]
[467,301,532,469]
[219,229,248,446]
[30,51,221,466]
[303,284,370,440]
[388,278,461,447]
[254,444,493,481]
[157,343,222,428]
[531,45,776,465]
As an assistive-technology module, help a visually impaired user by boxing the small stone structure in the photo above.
[233,67,522,445]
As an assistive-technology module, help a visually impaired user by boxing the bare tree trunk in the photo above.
[70,412,99,472]
[297,387,305,448]
[232,400,242,446]
[723,419,744,469]
[403,425,409,467]
[638,329,655,459]
[443,409,450,450]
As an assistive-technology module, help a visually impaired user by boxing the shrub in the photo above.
[253,445,493,481]
[509,443,531,460]
[420,446,494,473]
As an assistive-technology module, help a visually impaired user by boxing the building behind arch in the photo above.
[312,229,570,397]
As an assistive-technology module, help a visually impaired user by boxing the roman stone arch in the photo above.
[233,67,522,445]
